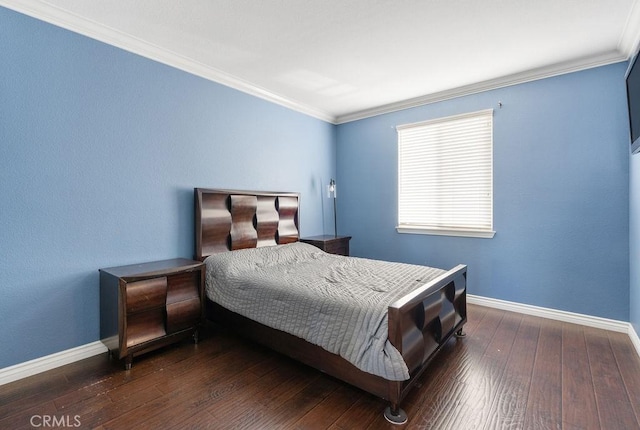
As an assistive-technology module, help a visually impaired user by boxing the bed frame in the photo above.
[194,188,467,424]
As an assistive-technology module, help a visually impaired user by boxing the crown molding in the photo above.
[618,0,640,58]
[1,1,635,126]
[335,50,627,124]
[0,0,337,123]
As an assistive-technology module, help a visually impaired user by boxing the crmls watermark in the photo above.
[30,415,81,428]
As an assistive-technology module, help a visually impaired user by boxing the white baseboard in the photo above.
[1,296,639,385]
[629,323,640,359]
[468,294,640,359]
[0,341,107,386]
[467,294,630,332]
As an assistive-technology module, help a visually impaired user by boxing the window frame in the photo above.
[396,109,496,239]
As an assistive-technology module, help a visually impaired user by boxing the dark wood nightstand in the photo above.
[300,235,351,256]
[99,258,205,369]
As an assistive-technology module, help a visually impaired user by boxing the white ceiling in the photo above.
[4,0,640,123]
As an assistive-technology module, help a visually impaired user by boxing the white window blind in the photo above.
[397,109,495,238]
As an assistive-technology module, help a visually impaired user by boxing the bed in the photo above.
[194,188,467,424]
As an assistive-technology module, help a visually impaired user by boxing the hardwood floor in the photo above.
[1,304,639,429]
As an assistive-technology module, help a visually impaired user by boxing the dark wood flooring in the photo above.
[2,304,640,429]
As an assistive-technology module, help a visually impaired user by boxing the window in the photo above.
[397,109,495,238]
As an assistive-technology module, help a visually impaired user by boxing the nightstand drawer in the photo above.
[126,277,167,313]
[166,297,201,333]
[166,271,200,304]
[126,308,166,347]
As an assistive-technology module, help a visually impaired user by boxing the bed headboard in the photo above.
[194,188,300,260]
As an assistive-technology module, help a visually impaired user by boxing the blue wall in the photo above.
[0,7,335,368]
[1,5,636,370]
[337,63,630,321]
[631,146,640,335]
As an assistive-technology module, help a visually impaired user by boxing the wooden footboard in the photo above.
[386,264,467,416]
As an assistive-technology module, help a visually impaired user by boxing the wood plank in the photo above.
[584,327,639,429]
[0,372,71,420]
[608,330,640,425]
[251,375,342,428]
[483,313,539,429]
[561,323,600,429]
[523,317,563,429]
[329,394,383,430]
[166,410,219,430]
[56,386,163,429]
[100,344,273,429]
[206,367,324,427]
[0,400,58,430]
[291,384,365,430]
[417,309,522,429]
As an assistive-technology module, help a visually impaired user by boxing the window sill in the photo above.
[396,225,496,238]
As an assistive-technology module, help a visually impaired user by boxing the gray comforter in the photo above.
[204,242,446,380]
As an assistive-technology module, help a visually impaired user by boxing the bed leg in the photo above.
[384,405,408,425]
[455,328,466,338]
